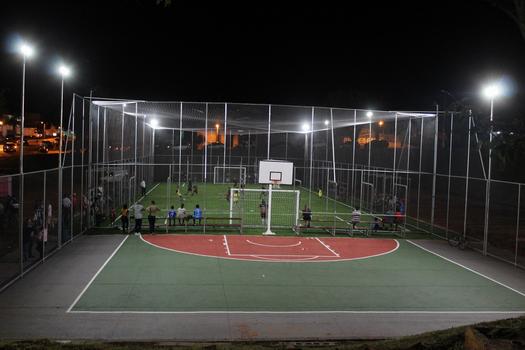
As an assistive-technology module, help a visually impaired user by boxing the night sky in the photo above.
[0,0,524,124]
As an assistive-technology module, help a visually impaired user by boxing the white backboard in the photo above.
[258,160,294,185]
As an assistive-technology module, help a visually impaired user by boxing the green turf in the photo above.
[72,235,525,312]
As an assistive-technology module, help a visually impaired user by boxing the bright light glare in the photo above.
[215,124,220,128]
[150,119,159,128]
[302,123,310,132]
[366,111,373,118]
[19,43,34,58]
[324,120,329,126]
[482,83,503,100]
[378,120,384,126]
[58,65,71,78]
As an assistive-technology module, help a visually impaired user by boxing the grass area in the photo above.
[97,182,417,237]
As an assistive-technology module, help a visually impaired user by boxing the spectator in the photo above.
[193,204,202,225]
[121,204,129,233]
[351,207,361,229]
[23,218,34,260]
[130,202,144,235]
[168,206,176,226]
[140,180,146,196]
[176,203,186,225]
[302,205,312,228]
[259,200,267,226]
[145,201,160,234]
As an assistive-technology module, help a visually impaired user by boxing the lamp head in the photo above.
[58,65,71,78]
[19,43,34,58]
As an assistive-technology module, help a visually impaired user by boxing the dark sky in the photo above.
[1,0,524,123]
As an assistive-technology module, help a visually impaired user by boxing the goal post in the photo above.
[213,166,246,184]
[229,187,300,229]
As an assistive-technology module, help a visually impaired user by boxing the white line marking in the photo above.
[245,239,302,248]
[252,255,320,261]
[228,253,335,257]
[407,240,525,298]
[67,310,525,315]
[66,235,129,313]
[223,235,231,256]
[315,237,340,257]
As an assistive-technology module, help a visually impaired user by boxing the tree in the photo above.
[485,0,525,41]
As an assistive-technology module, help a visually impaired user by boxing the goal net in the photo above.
[213,166,246,184]
[229,187,300,228]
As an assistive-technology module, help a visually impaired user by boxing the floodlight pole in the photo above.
[483,98,494,255]
[57,77,65,247]
[18,54,27,274]
[263,182,275,235]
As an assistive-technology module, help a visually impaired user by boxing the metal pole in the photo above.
[80,98,85,231]
[308,107,314,207]
[57,78,65,247]
[19,56,26,273]
[178,102,183,186]
[483,98,494,255]
[463,110,472,237]
[223,103,228,182]
[445,113,454,237]
[134,103,138,203]
[392,113,398,202]
[330,108,336,183]
[416,118,424,227]
[352,110,356,204]
[70,96,75,238]
[430,105,439,233]
[515,184,521,266]
[87,93,93,228]
[285,132,288,160]
[267,104,271,159]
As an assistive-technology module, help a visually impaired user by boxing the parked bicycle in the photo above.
[448,232,468,250]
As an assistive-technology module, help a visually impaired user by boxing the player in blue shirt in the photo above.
[193,204,202,225]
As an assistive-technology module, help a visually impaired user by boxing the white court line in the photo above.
[68,309,525,314]
[251,255,321,261]
[407,240,525,298]
[66,235,129,313]
[228,253,336,257]
[223,235,231,256]
[245,239,302,248]
[315,237,340,257]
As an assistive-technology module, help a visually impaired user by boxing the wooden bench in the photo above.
[176,216,243,234]
[293,219,359,236]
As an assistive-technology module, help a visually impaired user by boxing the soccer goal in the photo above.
[229,187,300,229]
[213,166,247,184]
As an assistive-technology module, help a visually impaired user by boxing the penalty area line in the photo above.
[66,235,129,313]
[67,309,525,314]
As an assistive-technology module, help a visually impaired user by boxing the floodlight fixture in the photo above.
[19,43,34,58]
[482,83,503,100]
[324,120,329,126]
[366,111,373,118]
[378,120,384,126]
[150,119,159,128]
[58,65,71,78]
[302,123,310,132]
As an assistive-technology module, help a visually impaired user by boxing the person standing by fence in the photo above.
[146,201,160,234]
[140,180,146,197]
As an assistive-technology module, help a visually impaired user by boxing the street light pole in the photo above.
[57,65,71,246]
[481,82,502,255]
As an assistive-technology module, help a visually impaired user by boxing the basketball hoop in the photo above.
[271,180,281,189]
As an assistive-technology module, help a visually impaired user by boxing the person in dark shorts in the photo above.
[121,204,129,233]
[259,200,267,225]
[145,201,160,234]
[302,205,312,227]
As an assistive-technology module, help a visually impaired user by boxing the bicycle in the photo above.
[448,232,468,250]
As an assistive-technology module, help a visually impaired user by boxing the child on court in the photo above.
[110,207,116,227]
[121,204,129,233]
[193,204,202,225]
[192,185,198,195]
[302,205,312,228]
[168,206,176,226]
[233,191,239,206]
[317,187,323,198]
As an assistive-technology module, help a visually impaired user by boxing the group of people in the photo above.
[118,201,204,235]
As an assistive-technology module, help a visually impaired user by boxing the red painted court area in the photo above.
[142,234,399,262]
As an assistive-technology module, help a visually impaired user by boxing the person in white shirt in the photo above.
[176,204,187,225]
[131,203,144,235]
[140,180,146,196]
[351,207,361,229]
